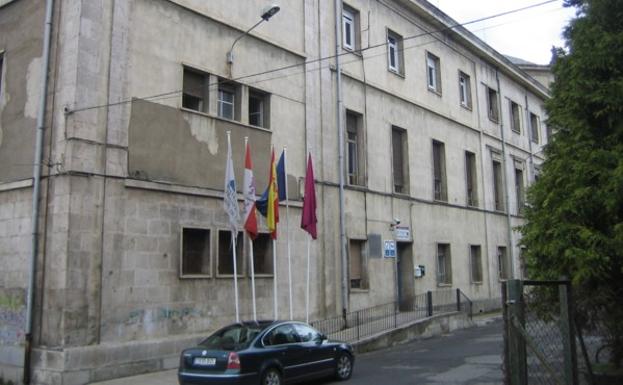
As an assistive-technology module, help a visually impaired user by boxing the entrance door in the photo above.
[397,242,415,311]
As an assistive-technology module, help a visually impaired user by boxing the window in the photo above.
[470,245,483,283]
[465,151,478,207]
[387,30,403,75]
[250,233,274,275]
[346,110,364,186]
[458,71,472,108]
[349,239,367,289]
[487,87,499,122]
[264,324,299,346]
[181,228,211,276]
[182,68,209,113]
[530,112,540,144]
[249,89,269,128]
[436,243,452,285]
[426,52,441,93]
[217,230,244,276]
[510,100,521,133]
[218,81,236,120]
[391,127,408,193]
[342,4,359,51]
[492,157,505,212]
[293,323,321,343]
[433,140,447,201]
[498,246,508,280]
[515,166,525,215]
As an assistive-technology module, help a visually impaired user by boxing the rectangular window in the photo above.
[218,83,236,120]
[349,239,368,289]
[458,71,472,108]
[346,110,364,186]
[387,30,403,75]
[437,243,452,285]
[250,233,274,275]
[433,140,447,201]
[426,52,441,93]
[492,158,505,212]
[470,245,483,283]
[217,230,244,276]
[391,127,408,194]
[180,227,211,277]
[515,167,525,215]
[0,53,3,94]
[249,89,269,128]
[465,151,478,207]
[530,112,540,144]
[487,87,499,122]
[498,246,508,280]
[342,5,359,51]
[182,68,209,113]
[510,100,521,133]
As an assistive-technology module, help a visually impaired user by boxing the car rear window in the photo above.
[199,324,264,351]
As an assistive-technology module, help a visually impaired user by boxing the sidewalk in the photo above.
[89,311,502,385]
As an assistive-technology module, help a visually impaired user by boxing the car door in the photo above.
[293,323,335,377]
[262,324,306,381]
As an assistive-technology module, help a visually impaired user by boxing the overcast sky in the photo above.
[433,0,576,64]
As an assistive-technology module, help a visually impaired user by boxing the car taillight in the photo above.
[227,352,241,370]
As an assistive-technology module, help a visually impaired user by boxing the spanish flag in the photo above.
[266,148,280,239]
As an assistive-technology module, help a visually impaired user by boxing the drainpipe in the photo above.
[334,0,349,316]
[25,0,54,383]
[495,70,516,280]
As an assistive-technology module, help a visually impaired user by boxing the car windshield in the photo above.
[199,323,265,351]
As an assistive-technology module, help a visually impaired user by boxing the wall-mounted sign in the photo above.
[384,240,396,258]
[395,226,411,241]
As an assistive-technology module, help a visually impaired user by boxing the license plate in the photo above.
[193,357,216,366]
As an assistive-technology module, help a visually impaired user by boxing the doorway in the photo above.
[397,242,414,311]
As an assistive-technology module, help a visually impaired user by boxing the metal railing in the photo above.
[311,289,473,343]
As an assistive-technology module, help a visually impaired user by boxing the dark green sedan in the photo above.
[178,320,354,385]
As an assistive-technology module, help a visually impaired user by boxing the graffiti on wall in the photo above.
[0,289,26,345]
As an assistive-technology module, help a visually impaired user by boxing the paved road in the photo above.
[92,318,504,385]
[320,318,504,385]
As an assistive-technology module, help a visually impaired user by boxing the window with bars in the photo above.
[433,140,447,201]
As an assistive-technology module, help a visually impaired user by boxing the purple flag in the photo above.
[301,153,317,239]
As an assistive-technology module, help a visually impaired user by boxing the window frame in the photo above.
[342,4,358,51]
[248,89,270,128]
[432,140,447,202]
[248,232,274,277]
[487,86,500,123]
[492,155,505,212]
[218,84,236,120]
[387,29,403,75]
[179,226,212,278]
[346,109,365,186]
[465,150,478,207]
[436,243,452,286]
[349,238,368,290]
[530,112,540,144]
[509,100,521,133]
[458,71,472,109]
[391,126,409,194]
[497,246,509,280]
[182,67,210,113]
[469,245,483,284]
[514,165,525,215]
[426,52,441,94]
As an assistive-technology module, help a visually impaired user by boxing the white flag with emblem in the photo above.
[223,132,240,232]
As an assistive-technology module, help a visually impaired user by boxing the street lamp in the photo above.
[227,4,280,65]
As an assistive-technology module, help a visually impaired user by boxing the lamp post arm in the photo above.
[227,18,266,64]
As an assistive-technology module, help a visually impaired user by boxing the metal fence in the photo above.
[310,289,472,343]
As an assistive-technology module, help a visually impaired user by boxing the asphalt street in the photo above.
[319,318,505,385]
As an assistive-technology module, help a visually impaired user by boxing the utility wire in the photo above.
[68,0,558,114]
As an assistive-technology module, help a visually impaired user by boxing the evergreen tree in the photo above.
[520,0,623,366]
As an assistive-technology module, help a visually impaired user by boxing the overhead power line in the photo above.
[68,0,558,114]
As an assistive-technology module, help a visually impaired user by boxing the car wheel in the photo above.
[261,367,282,385]
[335,352,353,381]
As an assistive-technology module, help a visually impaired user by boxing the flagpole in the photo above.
[232,232,240,323]
[272,239,278,320]
[283,147,293,320]
[249,239,257,322]
[306,237,310,323]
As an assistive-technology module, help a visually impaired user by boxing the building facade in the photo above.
[0,0,549,383]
